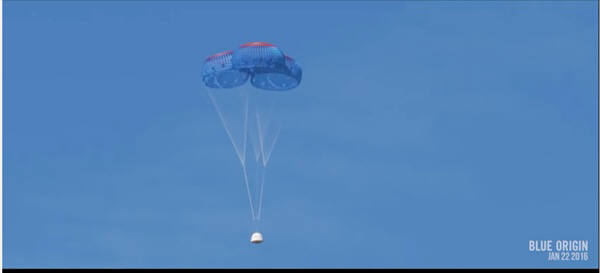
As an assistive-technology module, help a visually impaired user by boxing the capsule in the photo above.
[250,232,263,244]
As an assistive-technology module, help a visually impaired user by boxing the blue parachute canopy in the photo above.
[202,50,249,89]
[232,42,286,71]
[251,55,302,90]
[202,42,302,91]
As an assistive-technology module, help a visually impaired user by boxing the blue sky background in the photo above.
[3,1,598,268]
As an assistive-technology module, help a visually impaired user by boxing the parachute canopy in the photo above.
[202,42,302,91]
[202,50,249,89]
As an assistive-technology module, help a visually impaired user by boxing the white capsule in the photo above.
[250,232,263,244]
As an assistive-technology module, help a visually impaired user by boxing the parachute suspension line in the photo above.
[207,87,256,221]
[207,91,246,165]
[253,108,280,220]
[254,110,267,220]
[240,89,257,221]
[251,106,262,162]
[264,127,280,167]
[256,165,267,220]
[255,110,266,166]
[242,89,249,166]
[241,163,257,221]
[254,108,279,166]
[255,95,280,167]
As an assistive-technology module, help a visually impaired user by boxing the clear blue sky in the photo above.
[3,1,598,268]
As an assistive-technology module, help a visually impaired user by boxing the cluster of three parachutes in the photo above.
[202,42,301,90]
[201,42,302,244]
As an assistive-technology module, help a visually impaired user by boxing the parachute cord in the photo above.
[256,165,266,220]
[242,90,249,167]
[253,100,280,219]
[241,91,256,221]
[207,87,256,221]
[254,110,267,220]
[264,127,280,166]
[207,91,246,165]
[252,219,260,231]
[255,110,266,166]
[241,163,257,221]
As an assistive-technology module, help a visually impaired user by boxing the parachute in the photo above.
[202,42,302,243]
[202,50,248,89]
